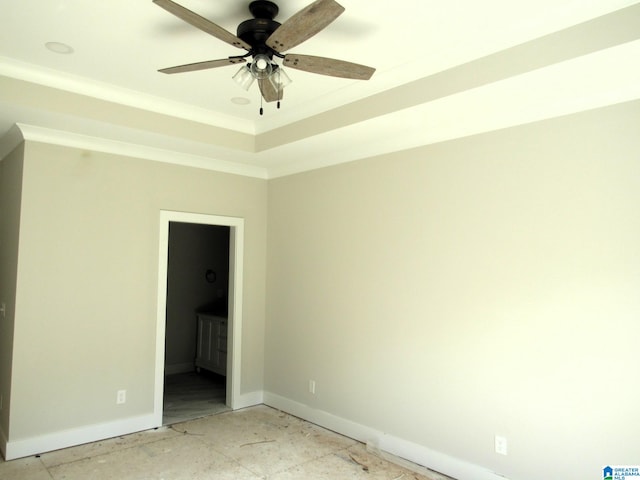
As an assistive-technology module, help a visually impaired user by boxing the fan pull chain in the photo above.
[259,93,264,116]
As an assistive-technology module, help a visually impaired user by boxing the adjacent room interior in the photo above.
[163,222,231,425]
[1,2,639,480]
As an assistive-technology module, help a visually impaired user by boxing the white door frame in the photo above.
[153,210,244,425]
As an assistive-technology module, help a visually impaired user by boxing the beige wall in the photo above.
[0,144,24,453]
[3,99,639,477]
[10,142,267,441]
[265,100,640,480]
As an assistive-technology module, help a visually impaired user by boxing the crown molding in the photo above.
[15,123,268,179]
[0,124,25,161]
[0,56,255,136]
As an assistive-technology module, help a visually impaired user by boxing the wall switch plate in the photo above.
[116,390,126,404]
[308,380,316,395]
[495,435,508,455]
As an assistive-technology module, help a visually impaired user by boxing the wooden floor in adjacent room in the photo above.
[163,370,230,425]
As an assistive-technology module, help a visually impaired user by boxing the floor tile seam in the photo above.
[40,430,184,469]
[263,447,359,478]
[268,443,362,478]
[191,437,260,473]
[34,456,56,480]
[204,436,317,478]
[255,417,350,437]
[265,408,364,445]
[221,450,273,480]
[239,464,267,480]
[191,440,266,480]
[192,415,361,469]
[296,437,361,462]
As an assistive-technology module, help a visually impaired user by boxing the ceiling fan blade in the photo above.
[159,57,246,74]
[266,0,345,53]
[258,78,282,103]
[283,54,375,80]
[153,0,251,50]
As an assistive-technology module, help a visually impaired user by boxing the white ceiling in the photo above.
[1,0,639,177]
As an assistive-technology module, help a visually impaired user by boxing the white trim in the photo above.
[154,211,245,428]
[263,392,510,480]
[15,124,268,179]
[0,56,255,135]
[3,413,156,461]
[2,389,256,462]
[233,391,264,410]
[226,224,243,408]
[0,124,25,162]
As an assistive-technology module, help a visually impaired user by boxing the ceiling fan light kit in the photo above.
[232,65,256,91]
[250,53,273,79]
[153,0,375,115]
[269,67,292,91]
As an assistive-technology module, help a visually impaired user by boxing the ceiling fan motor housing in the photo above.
[238,1,281,57]
[248,0,279,19]
[237,18,280,53]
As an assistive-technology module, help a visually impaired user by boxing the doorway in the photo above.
[163,222,230,424]
[154,211,245,427]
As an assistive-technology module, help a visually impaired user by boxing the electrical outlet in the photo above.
[116,390,126,405]
[308,380,316,395]
[495,435,508,455]
[0,302,6,319]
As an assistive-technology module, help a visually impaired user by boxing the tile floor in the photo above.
[0,405,454,480]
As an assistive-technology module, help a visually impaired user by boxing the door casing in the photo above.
[154,210,244,425]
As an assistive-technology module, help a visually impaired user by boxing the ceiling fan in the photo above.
[153,0,375,113]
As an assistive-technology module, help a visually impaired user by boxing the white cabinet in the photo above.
[195,314,228,376]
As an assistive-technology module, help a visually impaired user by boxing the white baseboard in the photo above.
[3,390,263,461]
[4,413,157,461]
[164,362,195,375]
[233,390,264,410]
[4,390,511,480]
[263,392,509,480]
